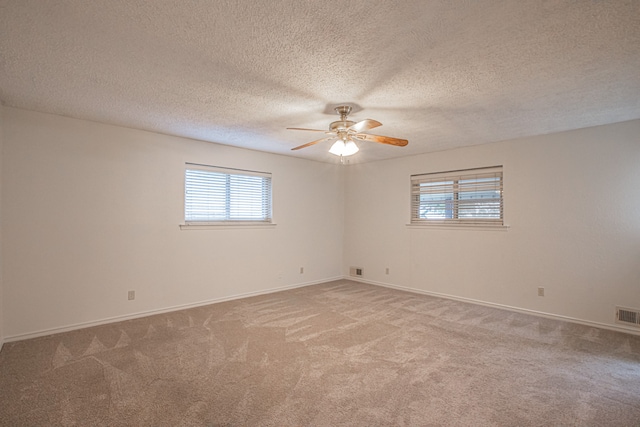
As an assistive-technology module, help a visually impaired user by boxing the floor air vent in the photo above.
[349,267,363,277]
[616,307,640,327]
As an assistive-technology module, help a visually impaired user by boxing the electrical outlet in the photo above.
[538,287,544,297]
[300,267,304,274]
[385,267,390,275]
[128,290,135,300]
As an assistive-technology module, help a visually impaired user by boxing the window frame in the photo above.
[183,163,273,227]
[410,166,504,227]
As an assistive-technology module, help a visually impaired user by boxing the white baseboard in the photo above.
[346,276,640,337]
[8,275,637,343]
[4,276,344,343]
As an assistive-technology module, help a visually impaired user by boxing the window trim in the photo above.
[182,162,273,227]
[409,166,505,228]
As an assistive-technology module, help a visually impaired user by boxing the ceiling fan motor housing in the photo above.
[330,120,355,132]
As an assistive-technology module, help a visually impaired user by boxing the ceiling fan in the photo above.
[288,106,408,157]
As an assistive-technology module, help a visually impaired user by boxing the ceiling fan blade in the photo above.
[291,136,335,151]
[287,127,329,133]
[348,119,382,133]
[354,133,408,147]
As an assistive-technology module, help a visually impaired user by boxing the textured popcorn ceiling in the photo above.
[1,1,639,164]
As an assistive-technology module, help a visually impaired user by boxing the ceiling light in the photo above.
[329,139,359,156]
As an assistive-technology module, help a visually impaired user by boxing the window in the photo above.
[184,163,272,224]
[411,166,503,226]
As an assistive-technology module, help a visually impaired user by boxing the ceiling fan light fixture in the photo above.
[288,105,407,154]
[329,139,359,156]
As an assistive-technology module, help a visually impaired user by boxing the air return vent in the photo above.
[615,307,640,327]
[349,267,363,277]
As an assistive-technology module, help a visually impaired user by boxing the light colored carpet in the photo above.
[1,280,639,426]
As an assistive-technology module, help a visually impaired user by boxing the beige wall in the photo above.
[1,107,345,339]
[344,119,640,331]
[3,106,639,339]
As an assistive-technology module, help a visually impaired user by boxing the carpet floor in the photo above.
[1,280,639,426]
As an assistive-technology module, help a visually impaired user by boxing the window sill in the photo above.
[180,223,277,230]
[406,223,510,231]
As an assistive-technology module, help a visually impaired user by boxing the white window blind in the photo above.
[411,166,503,226]
[185,163,272,224]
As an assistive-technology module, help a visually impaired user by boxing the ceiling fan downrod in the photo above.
[330,106,355,132]
[335,105,352,121]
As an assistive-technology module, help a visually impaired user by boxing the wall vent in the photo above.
[349,267,363,277]
[615,307,640,327]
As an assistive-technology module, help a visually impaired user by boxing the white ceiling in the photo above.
[1,1,639,164]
